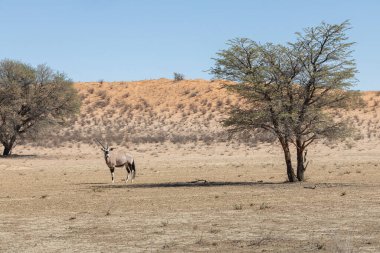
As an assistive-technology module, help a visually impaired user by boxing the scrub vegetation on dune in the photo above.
[19,78,380,149]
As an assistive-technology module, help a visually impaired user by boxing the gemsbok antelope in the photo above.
[95,139,136,183]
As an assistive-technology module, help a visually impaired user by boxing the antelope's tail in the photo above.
[131,159,136,179]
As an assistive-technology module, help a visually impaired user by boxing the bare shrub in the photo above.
[106,108,116,117]
[200,99,208,106]
[259,202,270,210]
[216,99,223,108]
[96,90,108,100]
[88,87,95,94]
[176,103,185,111]
[140,98,150,109]
[189,103,198,113]
[93,97,111,108]
[189,91,198,98]
[233,204,243,210]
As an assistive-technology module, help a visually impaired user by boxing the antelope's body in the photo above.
[96,140,136,183]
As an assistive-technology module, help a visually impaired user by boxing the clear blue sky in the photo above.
[1,0,379,90]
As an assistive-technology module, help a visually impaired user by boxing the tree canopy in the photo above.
[210,21,360,182]
[0,59,80,156]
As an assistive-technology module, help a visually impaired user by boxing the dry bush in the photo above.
[79,93,87,100]
[122,92,130,99]
[120,104,130,114]
[93,97,111,108]
[189,91,198,98]
[88,87,95,94]
[114,100,125,108]
[176,103,185,111]
[259,202,270,210]
[170,134,198,144]
[140,98,150,109]
[233,204,243,210]
[96,90,108,100]
[106,108,116,117]
[200,99,208,106]
[129,133,166,144]
[189,103,198,113]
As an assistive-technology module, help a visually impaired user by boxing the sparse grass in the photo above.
[209,228,220,234]
[195,234,207,246]
[233,204,243,210]
[259,202,270,210]
[331,236,354,253]
[160,220,169,227]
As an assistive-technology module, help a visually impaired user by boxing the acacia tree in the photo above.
[0,59,80,156]
[210,21,359,182]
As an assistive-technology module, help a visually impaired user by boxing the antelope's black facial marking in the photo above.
[102,148,111,159]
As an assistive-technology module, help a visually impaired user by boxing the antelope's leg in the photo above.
[110,167,115,183]
[125,165,131,183]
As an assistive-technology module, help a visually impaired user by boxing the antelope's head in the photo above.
[95,139,115,159]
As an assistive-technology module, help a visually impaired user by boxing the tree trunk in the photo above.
[2,136,17,156]
[296,148,305,181]
[280,140,297,182]
[2,146,12,156]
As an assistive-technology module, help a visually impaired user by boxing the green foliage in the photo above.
[0,59,80,155]
[210,21,360,181]
[173,72,185,81]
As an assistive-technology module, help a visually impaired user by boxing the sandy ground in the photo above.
[0,142,379,252]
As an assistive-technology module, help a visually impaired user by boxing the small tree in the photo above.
[0,59,80,156]
[173,72,185,81]
[210,21,360,182]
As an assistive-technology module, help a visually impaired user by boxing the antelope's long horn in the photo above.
[94,139,106,149]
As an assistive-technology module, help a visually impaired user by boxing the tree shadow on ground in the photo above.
[86,180,373,190]
[89,180,289,190]
[0,154,38,159]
